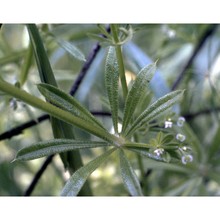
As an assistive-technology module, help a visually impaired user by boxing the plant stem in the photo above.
[110,24,128,99]
[0,80,121,146]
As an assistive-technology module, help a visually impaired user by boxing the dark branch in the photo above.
[0,114,49,141]
[69,43,101,96]
[171,24,218,91]
[0,111,111,141]
[69,25,110,96]
[24,155,54,196]
[183,107,220,121]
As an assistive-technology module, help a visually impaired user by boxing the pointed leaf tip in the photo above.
[122,63,156,133]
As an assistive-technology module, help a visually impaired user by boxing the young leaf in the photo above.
[14,139,110,161]
[61,147,117,196]
[56,39,86,62]
[119,149,143,196]
[125,90,184,137]
[121,63,156,133]
[37,83,107,131]
[105,46,119,134]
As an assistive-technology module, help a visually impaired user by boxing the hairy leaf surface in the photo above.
[38,83,107,131]
[61,147,117,196]
[105,46,119,133]
[125,90,184,137]
[119,149,143,196]
[122,63,156,133]
[15,139,109,161]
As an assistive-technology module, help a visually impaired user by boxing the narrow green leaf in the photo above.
[97,24,112,40]
[125,90,184,137]
[61,147,117,196]
[19,42,33,86]
[56,39,86,62]
[15,139,110,161]
[105,46,119,134]
[119,149,143,196]
[87,33,112,46]
[27,24,57,86]
[37,83,107,131]
[122,63,156,133]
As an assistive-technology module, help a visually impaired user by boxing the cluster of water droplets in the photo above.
[164,116,193,165]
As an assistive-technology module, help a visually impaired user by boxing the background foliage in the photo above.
[0,24,220,196]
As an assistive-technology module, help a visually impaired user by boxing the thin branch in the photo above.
[0,112,111,141]
[171,24,218,91]
[69,25,110,96]
[69,43,101,96]
[0,114,49,141]
[24,155,54,196]
[183,107,220,121]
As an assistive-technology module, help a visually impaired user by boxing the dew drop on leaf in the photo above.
[176,133,186,142]
[181,154,193,165]
[177,116,185,127]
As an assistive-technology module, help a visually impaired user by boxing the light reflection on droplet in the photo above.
[165,118,173,128]
[177,116,185,127]
[176,133,186,142]
[154,148,164,156]
[182,146,187,151]
[181,155,193,165]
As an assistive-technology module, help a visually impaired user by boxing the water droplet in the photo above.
[176,133,186,142]
[154,148,164,156]
[181,155,193,165]
[182,146,187,151]
[165,118,173,128]
[177,116,185,127]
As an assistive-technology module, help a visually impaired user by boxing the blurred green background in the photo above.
[1,24,220,196]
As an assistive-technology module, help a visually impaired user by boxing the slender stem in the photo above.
[0,114,49,141]
[110,24,128,99]
[0,79,121,146]
[69,43,101,96]
[24,155,54,196]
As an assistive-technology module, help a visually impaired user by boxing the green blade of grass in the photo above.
[27,24,57,86]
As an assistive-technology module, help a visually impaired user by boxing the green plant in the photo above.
[1,24,219,196]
